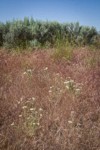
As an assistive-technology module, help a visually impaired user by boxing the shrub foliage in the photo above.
[0,17,99,49]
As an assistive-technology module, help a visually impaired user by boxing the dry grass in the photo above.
[0,47,100,150]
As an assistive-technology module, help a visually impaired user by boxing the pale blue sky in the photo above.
[0,0,100,30]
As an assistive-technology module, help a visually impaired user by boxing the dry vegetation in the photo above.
[0,47,100,150]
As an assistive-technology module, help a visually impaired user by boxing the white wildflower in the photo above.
[66,85,69,89]
[22,106,27,109]
[40,114,43,118]
[60,90,63,93]
[37,122,40,126]
[56,73,59,76]
[27,117,30,120]
[50,86,54,89]
[76,88,80,92]
[68,120,73,124]
[69,79,74,83]
[17,101,20,104]
[44,67,48,71]
[23,72,27,75]
[19,114,22,118]
[27,69,32,73]
[20,97,24,101]
[32,97,35,101]
[75,88,81,94]
[64,81,70,84]
[49,90,52,93]
[33,123,36,125]
[67,77,71,79]
[11,122,14,126]
[30,108,35,111]
[71,111,75,115]
[39,108,43,111]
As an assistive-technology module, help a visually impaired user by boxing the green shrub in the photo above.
[53,38,74,60]
[0,18,99,50]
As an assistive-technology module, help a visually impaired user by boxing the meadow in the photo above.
[0,18,100,150]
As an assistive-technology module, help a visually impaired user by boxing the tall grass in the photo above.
[0,47,100,149]
[53,38,74,60]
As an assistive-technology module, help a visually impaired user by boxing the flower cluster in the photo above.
[23,69,33,76]
[11,96,43,137]
[64,78,82,94]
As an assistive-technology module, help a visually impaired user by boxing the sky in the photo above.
[0,0,100,30]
